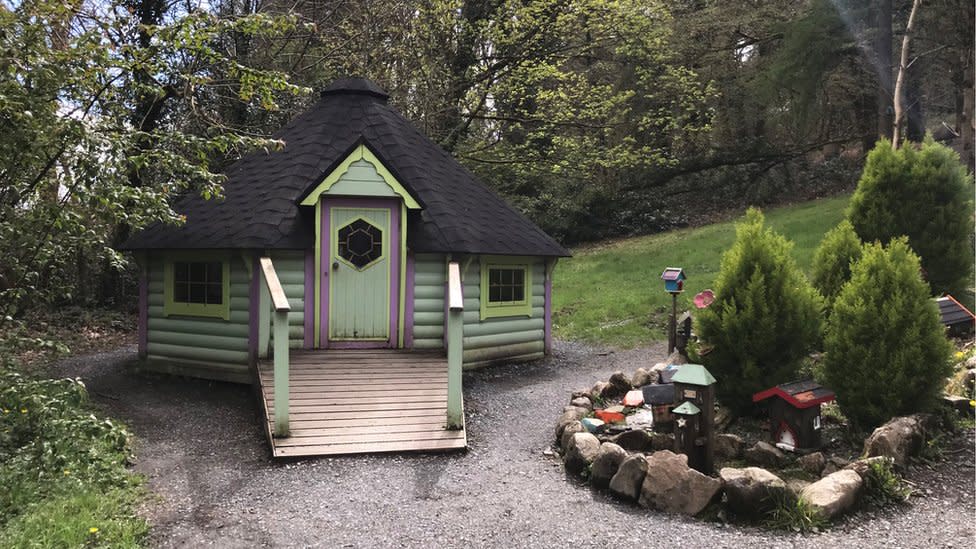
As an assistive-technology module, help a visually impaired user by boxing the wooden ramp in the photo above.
[257,349,467,458]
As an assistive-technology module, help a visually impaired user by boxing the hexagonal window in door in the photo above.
[337,218,383,269]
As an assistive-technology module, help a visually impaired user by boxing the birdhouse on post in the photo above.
[752,380,835,452]
[671,364,717,474]
[660,267,686,353]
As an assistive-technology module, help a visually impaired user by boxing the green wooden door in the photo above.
[329,207,391,341]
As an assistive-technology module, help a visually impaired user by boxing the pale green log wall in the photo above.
[145,252,251,383]
[410,254,546,368]
[144,250,305,384]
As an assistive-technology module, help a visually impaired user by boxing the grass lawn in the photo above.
[553,195,851,348]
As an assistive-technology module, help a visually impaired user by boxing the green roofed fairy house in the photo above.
[123,78,570,457]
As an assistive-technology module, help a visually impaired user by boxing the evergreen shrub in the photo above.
[822,238,952,431]
[811,220,863,311]
[697,208,823,414]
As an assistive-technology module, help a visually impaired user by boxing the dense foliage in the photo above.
[811,220,863,311]
[0,370,145,546]
[847,138,974,297]
[822,238,952,431]
[697,209,824,414]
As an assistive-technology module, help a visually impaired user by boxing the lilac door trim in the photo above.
[137,259,148,359]
[303,249,314,349]
[544,275,553,355]
[320,197,401,349]
[248,254,260,363]
[404,251,415,348]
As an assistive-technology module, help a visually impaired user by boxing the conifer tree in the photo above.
[811,220,864,311]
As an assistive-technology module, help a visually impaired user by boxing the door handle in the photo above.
[332,261,339,271]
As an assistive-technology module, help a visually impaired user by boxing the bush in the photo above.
[697,208,824,414]
[847,137,974,297]
[822,238,953,431]
[811,220,863,311]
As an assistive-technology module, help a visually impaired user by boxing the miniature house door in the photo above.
[324,199,400,347]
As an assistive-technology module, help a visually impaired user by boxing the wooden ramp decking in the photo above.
[257,349,467,458]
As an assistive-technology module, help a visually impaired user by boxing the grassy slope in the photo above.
[553,195,850,348]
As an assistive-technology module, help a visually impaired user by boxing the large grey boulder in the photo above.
[714,433,745,460]
[590,381,611,401]
[800,470,863,519]
[560,421,586,452]
[590,443,629,488]
[650,432,675,451]
[638,450,723,515]
[607,371,632,397]
[798,452,826,476]
[863,414,936,468]
[570,396,593,410]
[845,456,893,479]
[631,367,656,387]
[555,406,589,442]
[564,432,602,476]
[609,454,648,501]
[720,467,790,517]
[744,441,786,467]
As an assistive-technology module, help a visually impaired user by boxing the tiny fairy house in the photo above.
[123,78,569,457]
[752,380,835,451]
[935,295,975,336]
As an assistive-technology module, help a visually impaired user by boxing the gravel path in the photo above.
[54,343,974,548]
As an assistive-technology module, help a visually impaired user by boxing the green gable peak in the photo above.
[670,364,717,386]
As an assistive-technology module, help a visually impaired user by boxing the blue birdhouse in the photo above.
[660,267,686,293]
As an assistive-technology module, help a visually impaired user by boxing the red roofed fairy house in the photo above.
[752,380,835,451]
[123,78,570,457]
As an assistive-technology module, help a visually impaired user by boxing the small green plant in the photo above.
[822,238,953,431]
[697,208,824,415]
[764,493,829,533]
[862,459,911,506]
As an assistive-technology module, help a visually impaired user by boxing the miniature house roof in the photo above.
[672,401,701,415]
[660,267,686,281]
[752,380,835,409]
[935,295,975,328]
[641,383,675,405]
[670,364,716,386]
[124,78,570,257]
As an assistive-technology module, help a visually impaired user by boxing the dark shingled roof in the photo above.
[936,296,975,328]
[124,78,570,257]
[753,380,835,409]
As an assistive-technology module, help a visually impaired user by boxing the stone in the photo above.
[570,396,593,410]
[649,362,668,379]
[590,442,629,488]
[720,467,790,517]
[605,404,626,414]
[660,364,682,384]
[863,414,935,468]
[631,367,655,387]
[571,389,590,400]
[714,433,745,460]
[744,441,785,467]
[666,349,690,366]
[638,450,723,515]
[623,390,644,407]
[563,432,602,476]
[828,455,850,468]
[800,470,863,519]
[612,429,653,452]
[797,452,826,476]
[821,462,839,477]
[609,454,648,501]
[555,406,589,442]
[713,407,733,430]
[560,421,586,452]
[608,371,632,396]
[944,395,972,415]
[650,432,674,451]
[786,478,812,498]
[581,417,605,434]
[595,410,626,423]
[625,409,655,430]
[845,456,893,479]
[590,381,611,401]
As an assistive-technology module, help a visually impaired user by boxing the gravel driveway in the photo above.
[54,343,974,548]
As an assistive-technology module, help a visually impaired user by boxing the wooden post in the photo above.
[446,261,464,430]
[668,292,677,354]
[273,309,290,437]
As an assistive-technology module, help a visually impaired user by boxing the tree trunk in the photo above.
[876,0,893,141]
[892,0,921,149]
[959,50,975,170]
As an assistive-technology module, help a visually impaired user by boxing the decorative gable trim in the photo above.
[299,143,421,209]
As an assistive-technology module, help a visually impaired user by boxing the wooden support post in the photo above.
[446,261,464,430]
[273,309,290,437]
[668,292,678,354]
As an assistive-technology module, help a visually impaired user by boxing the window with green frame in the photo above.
[480,259,532,320]
[163,255,230,320]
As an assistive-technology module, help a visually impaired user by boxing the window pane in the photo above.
[174,262,189,283]
[500,286,513,302]
[513,286,524,302]
[174,282,188,303]
[189,283,206,304]
[502,269,513,285]
[513,269,524,286]
[490,269,501,285]
[489,286,502,302]
[206,283,222,305]
[206,262,222,283]
[189,262,206,282]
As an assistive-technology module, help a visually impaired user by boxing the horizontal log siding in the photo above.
[266,251,305,350]
[411,253,446,349]
[461,258,546,368]
[145,252,251,383]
